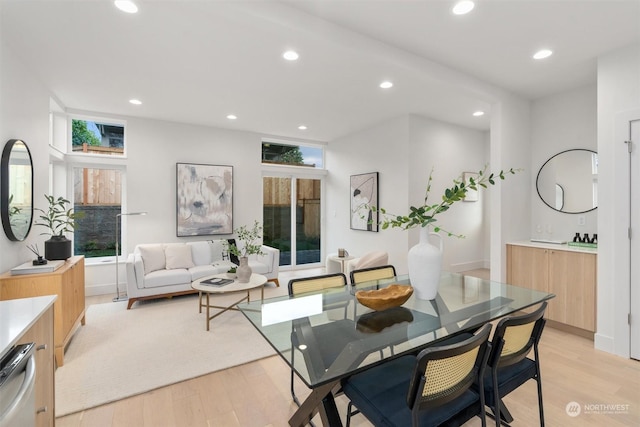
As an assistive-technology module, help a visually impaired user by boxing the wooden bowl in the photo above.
[356,284,413,311]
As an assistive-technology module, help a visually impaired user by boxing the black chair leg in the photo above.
[536,377,545,427]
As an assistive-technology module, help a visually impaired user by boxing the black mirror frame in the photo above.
[535,148,597,215]
[1,139,34,241]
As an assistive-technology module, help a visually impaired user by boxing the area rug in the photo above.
[55,292,282,416]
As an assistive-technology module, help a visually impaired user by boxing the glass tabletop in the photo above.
[238,272,554,389]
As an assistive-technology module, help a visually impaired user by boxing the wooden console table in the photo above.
[0,256,86,367]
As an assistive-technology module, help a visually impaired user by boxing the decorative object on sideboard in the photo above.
[1,139,34,242]
[34,195,84,260]
[573,232,598,244]
[225,221,265,283]
[370,165,519,300]
[114,212,147,302]
[27,243,47,265]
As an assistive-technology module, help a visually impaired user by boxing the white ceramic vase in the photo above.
[237,257,252,283]
[408,227,443,300]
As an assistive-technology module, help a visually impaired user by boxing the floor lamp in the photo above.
[114,211,147,302]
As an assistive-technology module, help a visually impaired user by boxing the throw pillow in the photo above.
[138,245,166,275]
[165,244,195,270]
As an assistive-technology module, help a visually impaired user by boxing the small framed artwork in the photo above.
[176,163,233,236]
[463,172,479,202]
[350,172,379,232]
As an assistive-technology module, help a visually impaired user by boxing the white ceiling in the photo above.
[1,0,639,142]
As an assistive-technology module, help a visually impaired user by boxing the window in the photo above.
[73,167,122,258]
[261,141,324,168]
[71,119,125,156]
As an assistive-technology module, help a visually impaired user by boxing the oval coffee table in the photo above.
[192,273,267,331]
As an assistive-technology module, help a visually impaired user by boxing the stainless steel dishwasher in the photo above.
[0,343,36,427]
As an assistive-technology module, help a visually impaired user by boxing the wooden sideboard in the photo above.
[507,243,596,338]
[0,256,85,366]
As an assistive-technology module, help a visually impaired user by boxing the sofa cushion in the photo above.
[138,244,166,275]
[165,244,195,270]
[189,241,212,266]
[143,268,191,288]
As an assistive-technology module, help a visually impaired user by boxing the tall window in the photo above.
[73,167,122,258]
[261,140,325,267]
[263,176,321,267]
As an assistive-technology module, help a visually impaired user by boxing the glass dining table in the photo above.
[238,272,554,427]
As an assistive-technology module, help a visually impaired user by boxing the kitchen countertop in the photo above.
[508,240,598,254]
[0,295,57,360]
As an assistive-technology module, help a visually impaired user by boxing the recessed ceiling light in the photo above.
[472,111,484,117]
[114,1,138,14]
[226,114,237,120]
[298,125,308,130]
[283,50,299,61]
[129,99,142,105]
[533,49,553,60]
[452,1,475,15]
[380,81,393,89]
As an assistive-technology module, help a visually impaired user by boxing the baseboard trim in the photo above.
[86,283,117,297]
[449,260,486,273]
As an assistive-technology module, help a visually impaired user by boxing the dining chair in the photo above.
[350,264,397,285]
[342,322,493,427]
[483,302,548,427]
[287,272,348,406]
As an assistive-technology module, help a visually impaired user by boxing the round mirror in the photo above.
[1,139,34,241]
[536,149,597,214]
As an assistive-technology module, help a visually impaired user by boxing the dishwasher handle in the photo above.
[0,347,36,424]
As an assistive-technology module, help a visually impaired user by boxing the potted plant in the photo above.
[371,166,518,300]
[225,221,265,283]
[34,195,83,260]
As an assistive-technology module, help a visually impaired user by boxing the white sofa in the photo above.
[125,240,279,309]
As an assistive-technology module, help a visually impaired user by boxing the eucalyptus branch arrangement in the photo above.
[371,166,519,237]
[34,195,83,237]
[225,220,266,258]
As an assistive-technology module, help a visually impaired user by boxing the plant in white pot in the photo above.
[34,195,83,260]
[225,220,265,283]
[371,166,518,300]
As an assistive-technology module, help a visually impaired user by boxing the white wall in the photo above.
[530,85,597,242]
[0,39,52,273]
[596,43,640,357]
[490,95,532,281]
[326,116,410,272]
[124,117,265,248]
[325,115,490,275]
[407,115,489,272]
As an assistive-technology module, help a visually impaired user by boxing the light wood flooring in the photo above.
[56,268,640,427]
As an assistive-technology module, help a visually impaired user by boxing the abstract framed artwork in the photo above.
[176,163,233,236]
[350,172,379,232]
[463,172,479,202]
